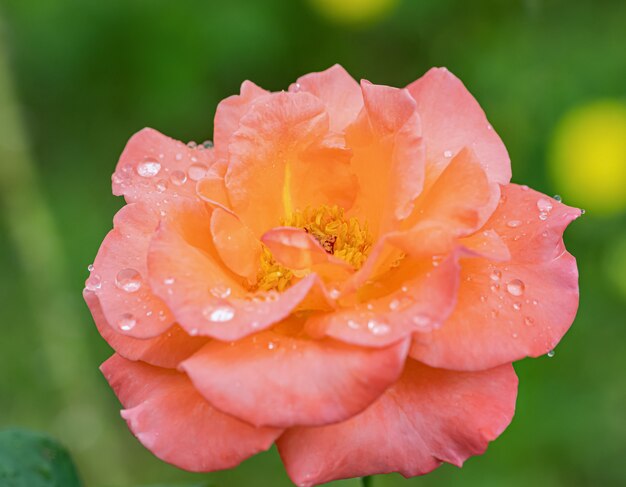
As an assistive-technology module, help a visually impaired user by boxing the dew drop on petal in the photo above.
[267,341,278,350]
[87,264,94,272]
[347,320,360,329]
[367,319,390,335]
[547,349,555,358]
[210,285,231,299]
[85,274,101,291]
[155,179,168,192]
[204,305,235,322]
[202,140,214,149]
[187,141,197,149]
[537,198,553,213]
[115,268,142,293]
[170,170,187,186]
[524,316,534,326]
[118,313,137,331]
[389,298,400,311]
[443,150,453,158]
[490,269,502,281]
[136,159,161,178]
[328,287,341,300]
[553,194,562,202]
[187,163,207,181]
[506,279,525,296]
[507,220,522,228]
[513,302,521,311]
[412,314,431,328]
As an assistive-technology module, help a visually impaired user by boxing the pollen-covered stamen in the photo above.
[254,205,373,293]
[256,246,293,292]
[283,205,373,270]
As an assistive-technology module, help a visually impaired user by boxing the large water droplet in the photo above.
[188,163,207,181]
[137,159,161,178]
[204,305,235,322]
[118,313,136,331]
[170,170,187,186]
[506,279,525,296]
[115,268,142,293]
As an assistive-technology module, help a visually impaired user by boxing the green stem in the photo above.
[361,476,374,487]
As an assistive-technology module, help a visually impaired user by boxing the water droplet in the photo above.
[87,264,94,272]
[329,287,341,300]
[507,220,522,228]
[367,319,390,335]
[490,283,500,292]
[204,305,235,322]
[537,198,553,220]
[512,302,521,311]
[136,159,161,178]
[347,320,360,329]
[512,332,519,339]
[202,140,214,148]
[118,313,136,331]
[155,179,168,192]
[547,349,555,358]
[187,163,207,181]
[412,315,431,328]
[553,194,562,202]
[524,316,534,326]
[163,277,175,285]
[532,299,539,305]
[520,185,529,191]
[187,141,197,149]
[490,269,502,281]
[210,285,231,299]
[539,213,548,221]
[444,150,453,158]
[85,273,101,291]
[170,170,187,186]
[580,209,586,215]
[401,285,409,293]
[487,124,493,130]
[389,299,400,311]
[115,268,142,293]
[506,279,525,296]
[267,341,277,350]
[291,82,301,93]
[480,295,487,302]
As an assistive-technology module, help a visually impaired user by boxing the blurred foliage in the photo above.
[0,429,82,487]
[0,0,624,486]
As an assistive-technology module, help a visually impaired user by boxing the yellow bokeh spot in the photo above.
[549,100,626,215]
[308,0,399,25]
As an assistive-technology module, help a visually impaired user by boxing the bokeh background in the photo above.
[1,0,625,486]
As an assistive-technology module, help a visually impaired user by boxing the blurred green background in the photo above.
[0,0,625,486]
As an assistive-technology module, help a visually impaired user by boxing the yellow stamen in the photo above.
[254,205,373,292]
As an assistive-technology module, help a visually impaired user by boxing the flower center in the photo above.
[255,205,373,292]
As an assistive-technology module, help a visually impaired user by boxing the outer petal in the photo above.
[291,64,363,133]
[148,200,329,340]
[406,67,511,185]
[346,81,425,235]
[84,290,207,368]
[112,127,214,205]
[225,91,357,236]
[410,184,582,371]
[278,359,518,487]
[86,203,174,338]
[213,80,268,164]
[180,321,409,427]
[307,252,460,347]
[101,354,281,472]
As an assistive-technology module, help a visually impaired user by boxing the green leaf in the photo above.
[0,428,82,487]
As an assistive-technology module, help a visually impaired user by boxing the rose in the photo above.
[84,65,581,486]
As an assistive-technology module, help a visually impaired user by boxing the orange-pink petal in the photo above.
[101,354,281,472]
[84,290,207,368]
[112,128,213,205]
[406,67,511,185]
[86,203,174,338]
[180,324,409,427]
[278,359,518,487]
[292,64,363,133]
[410,184,582,371]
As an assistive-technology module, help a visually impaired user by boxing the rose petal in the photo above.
[87,203,174,338]
[292,64,363,133]
[180,321,409,427]
[406,67,511,185]
[410,184,582,370]
[112,128,213,205]
[346,81,425,234]
[278,359,517,486]
[148,200,330,340]
[101,354,281,472]
[84,290,207,368]
[225,91,357,236]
